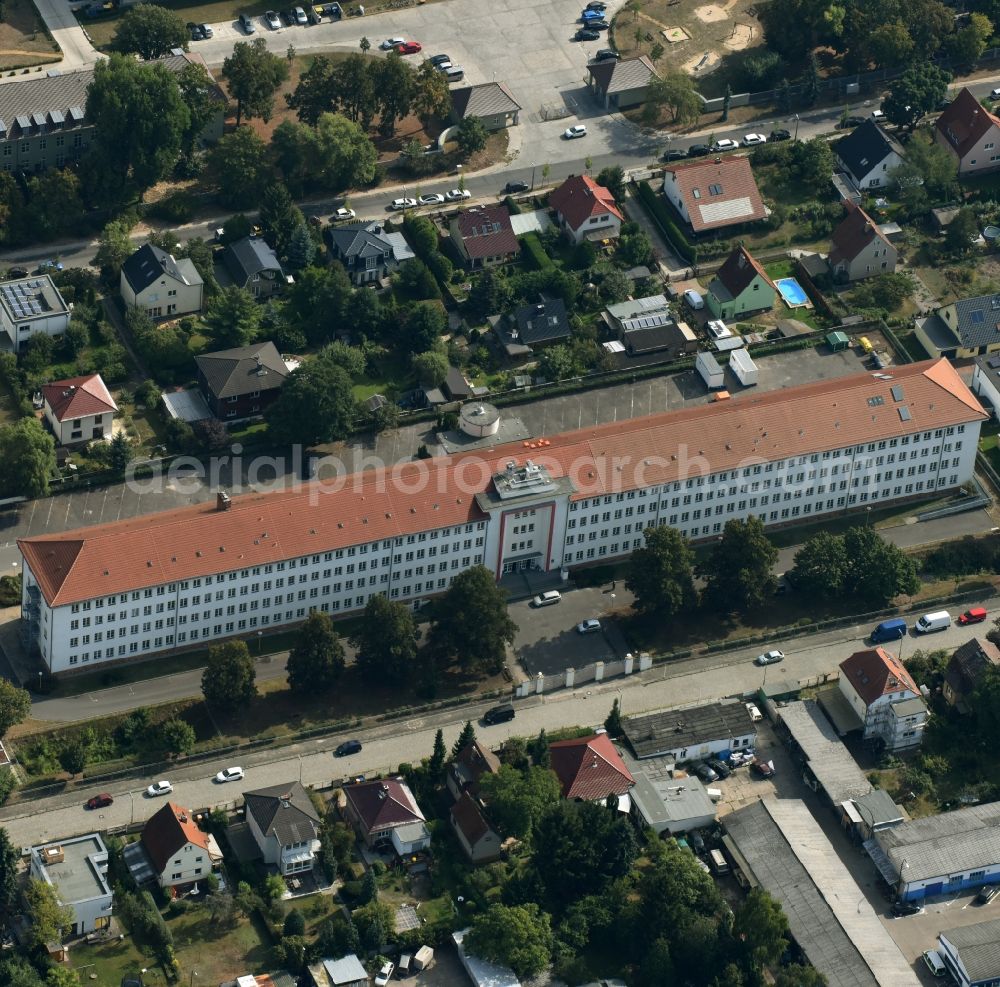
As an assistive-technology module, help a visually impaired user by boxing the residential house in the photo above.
[449,205,520,269]
[447,740,501,801]
[935,87,1000,177]
[29,834,112,935]
[120,243,204,319]
[916,294,1000,359]
[195,341,289,421]
[622,701,756,762]
[549,732,635,801]
[0,275,70,353]
[629,773,717,836]
[492,298,571,357]
[662,156,767,235]
[324,221,414,286]
[604,295,698,359]
[224,238,287,299]
[137,802,219,891]
[450,791,502,864]
[308,956,369,987]
[706,245,777,320]
[939,918,1000,987]
[42,374,117,445]
[342,777,430,853]
[944,638,1000,711]
[838,647,927,752]
[972,353,1000,414]
[587,55,658,110]
[244,781,321,876]
[450,82,521,131]
[834,119,905,191]
[444,366,473,401]
[548,174,623,244]
[0,52,223,176]
[828,201,898,282]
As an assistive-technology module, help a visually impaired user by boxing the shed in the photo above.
[728,348,758,387]
[826,331,850,352]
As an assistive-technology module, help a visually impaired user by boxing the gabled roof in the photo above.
[450,81,521,120]
[548,174,623,231]
[141,802,210,873]
[344,777,425,835]
[945,637,1000,699]
[453,205,519,260]
[195,341,289,399]
[829,201,894,266]
[224,237,284,282]
[664,156,767,233]
[244,781,320,845]
[940,918,1000,983]
[549,732,634,800]
[940,293,1000,350]
[839,647,919,707]
[121,243,203,294]
[509,298,571,345]
[451,740,501,796]
[450,791,496,847]
[587,55,657,95]
[835,120,904,183]
[324,221,398,261]
[42,374,117,422]
[709,245,775,302]
[936,87,1000,159]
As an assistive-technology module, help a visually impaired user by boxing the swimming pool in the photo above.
[775,277,809,307]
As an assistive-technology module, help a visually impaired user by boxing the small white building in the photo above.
[30,834,113,936]
[244,781,321,876]
[835,119,905,192]
[120,243,204,319]
[42,374,117,446]
[629,773,716,835]
[453,928,521,987]
[972,355,1000,417]
[0,275,70,353]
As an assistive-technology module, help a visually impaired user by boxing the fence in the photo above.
[514,652,652,697]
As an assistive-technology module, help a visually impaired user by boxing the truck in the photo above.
[696,351,724,389]
[728,348,759,386]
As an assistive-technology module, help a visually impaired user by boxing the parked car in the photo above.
[586,18,610,29]
[769,128,791,141]
[585,0,608,8]
[335,740,362,757]
[575,28,600,40]
[708,758,731,779]
[375,963,394,987]
[430,53,451,65]
[146,780,173,798]
[710,138,739,152]
[380,37,405,49]
[870,108,885,121]
[5,267,28,279]
[959,607,988,625]
[581,7,605,19]
[215,766,245,783]
[977,885,1000,905]
[594,48,619,61]
[483,703,515,725]
[239,12,256,31]
[745,702,763,722]
[891,900,922,917]
[532,590,562,607]
[264,9,281,27]
[695,763,718,783]
[198,22,213,36]
[564,124,588,139]
[504,180,530,194]
[446,188,471,201]
[390,197,417,210]
[86,793,114,810]
[333,207,356,221]
[741,133,767,146]
[291,5,308,23]
[36,260,63,274]
[923,950,947,978]
[991,88,1000,100]
[396,41,422,54]
[683,288,704,309]
[687,143,711,157]
[663,148,687,160]
[418,192,444,205]
[188,22,206,39]
[577,618,601,634]
[754,649,784,666]
[750,760,774,778]
[689,831,705,853]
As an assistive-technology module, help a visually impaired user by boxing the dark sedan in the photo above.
[687,143,711,157]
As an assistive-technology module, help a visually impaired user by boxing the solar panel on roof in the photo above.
[891,385,905,402]
[972,310,986,323]
[898,407,912,422]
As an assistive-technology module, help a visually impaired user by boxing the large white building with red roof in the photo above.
[935,87,1000,177]
[17,359,986,673]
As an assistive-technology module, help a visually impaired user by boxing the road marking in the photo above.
[406,719,425,730]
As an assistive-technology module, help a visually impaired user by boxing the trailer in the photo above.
[413,945,435,971]
[729,348,759,386]
[696,351,724,389]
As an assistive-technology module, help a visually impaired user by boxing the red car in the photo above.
[750,760,774,779]
[396,41,422,54]
[959,607,988,625]
[86,793,113,809]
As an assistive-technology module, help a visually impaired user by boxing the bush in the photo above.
[0,573,21,607]
[520,232,554,271]
[146,190,197,224]
[633,181,697,263]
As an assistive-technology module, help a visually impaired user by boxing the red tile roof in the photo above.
[141,802,210,873]
[450,740,501,796]
[453,205,519,260]
[839,647,919,707]
[19,359,985,608]
[344,778,424,835]
[450,791,495,847]
[42,374,117,422]
[829,201,893,266]
[549,732,634,800]
[548,175,623,232]
[663,155,766,233]
[936,87,1000,160]
[712,245,776,299]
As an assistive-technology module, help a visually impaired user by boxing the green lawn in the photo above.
[71,934,155,987]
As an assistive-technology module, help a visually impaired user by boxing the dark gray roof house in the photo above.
[324,221,415,285]
[834,120,905,192]
[917,293,1000,358]
[450,82,521,130]
[493,299,570,356]
[244,781,321,873]
[120,243,204,318]
[195,341,289,419]
[224,238,286,298]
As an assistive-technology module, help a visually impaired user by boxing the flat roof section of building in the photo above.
[33,834,110,904]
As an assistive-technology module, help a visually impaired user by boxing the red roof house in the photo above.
[935,87,1000,177]
[450,791,502,864]
[549,732,634,801]
[828,201,897,283]
[140,801,218,889]
[662,155,767,234]
[342,777,426,846]
[549,174,624,245]
[448,204,520,269]
[42,374,117,446]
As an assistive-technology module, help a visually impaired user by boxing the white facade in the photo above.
[0,276,70,353]
[837,674,927,752]
[246,809,319,875]
[156,840,210,888]
[30,835,113,936]
[43,404,114,445]
[972,360,1000,416]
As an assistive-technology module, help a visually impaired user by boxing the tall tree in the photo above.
[209,128,272,208]
[732,888,790,974]
[700,516,778,613]
[428,566,518,673]
[604,698,623,737]
[157,718,196,756]
[950,11,994,70]
[94,216,136,283]
[286,55,338,125]
[791,530,848,597]
[455,115,488,158]
[112,4,189,60]
[428,729,447,781]
[25,169,85,241]
[413,59,451,120]
[267,355,358,446]
[479,764,561,838]
[883,65,951,131]
[350,594,419,684]
[308,113,379,190]
[176,61,224,156]
[284,265,353,344]
[596,165,626,202]
[259,182,304,254]
[201,640,257,712]
[0,419,56,499]
[465,903,554,979]
[0,828,18,922]
[626,525,696,616]
[223,38,290,126]
[374,53,416,137]
[842,526,919,604]
[0,680,31,737]
[642,71,701,125]
[451,720,477,758]
[24,878,75,949]
[287,611,345,692]
[333,55,378,128]
[203,285,261,347]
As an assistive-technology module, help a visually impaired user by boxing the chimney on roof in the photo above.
[217,491,232,511]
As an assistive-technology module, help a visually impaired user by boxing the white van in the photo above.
[915,610,952,634]
[922,950,947,977]
[684,288,705,310]
[445,66,465,82]
[709,848,729,874]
